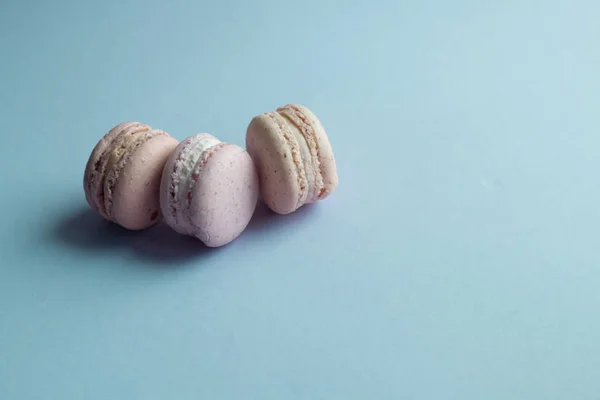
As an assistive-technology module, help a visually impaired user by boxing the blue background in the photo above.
[1,0,599,398]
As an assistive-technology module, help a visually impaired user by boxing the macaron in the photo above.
[83,122,179,230]
[160,133,259,247]
[246,104,338,215]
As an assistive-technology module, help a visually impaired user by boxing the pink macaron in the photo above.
[160,133,259,247]
[83,122,179,230]
[246,104,338,215]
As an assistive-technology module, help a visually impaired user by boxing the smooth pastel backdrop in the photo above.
[1,0,599,399]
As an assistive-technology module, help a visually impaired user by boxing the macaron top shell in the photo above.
[246,104,338,215]
[160,134,259,247]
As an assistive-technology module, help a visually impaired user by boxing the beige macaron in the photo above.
[246,104,338,215]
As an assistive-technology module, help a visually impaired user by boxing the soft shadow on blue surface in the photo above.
[52,208,211,267]
[245,201,319,235]
[51,202,319,268]
[52,208,138,250]
[3,0,600,397]
[133,222,212,266]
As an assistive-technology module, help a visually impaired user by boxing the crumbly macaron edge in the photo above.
[169,135,222,235]
[184,142,228,242]
[104,129,168,221]
[277,105,324,203]
[265,111,308,209]
[88,122,151,217]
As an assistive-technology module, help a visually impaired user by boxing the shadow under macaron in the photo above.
[130,222,215,267]
[52,207,138,252]
[245,201,320,236]
[52,207,214,268]
[52,200,322,268]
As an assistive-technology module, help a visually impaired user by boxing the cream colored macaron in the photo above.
[246,104,338,215]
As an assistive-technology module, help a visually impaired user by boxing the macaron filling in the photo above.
[104,129,167,220]
[167,138,193,225]
[167,135,222,234]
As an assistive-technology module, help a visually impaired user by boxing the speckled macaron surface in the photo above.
[83,122,179,230]
[246,104,338,215]
[160,133,259,247]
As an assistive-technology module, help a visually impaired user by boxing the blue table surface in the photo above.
[1,0,599,399]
